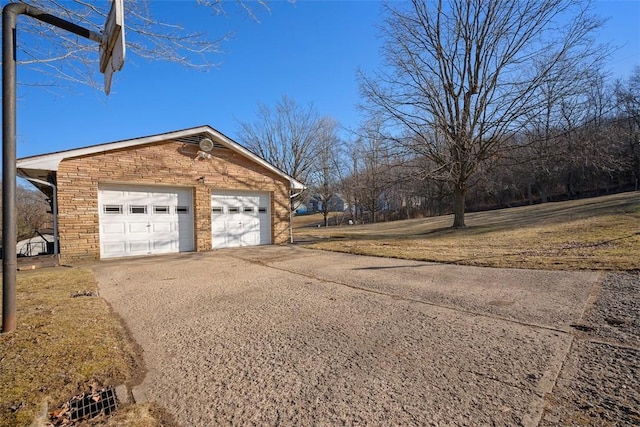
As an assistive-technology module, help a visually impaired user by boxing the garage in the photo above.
[99,185,194,258]
[17,126,304,263]
[211,191,271,249]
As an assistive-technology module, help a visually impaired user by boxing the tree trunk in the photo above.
[566,170,575,199]
[452,185,466,228]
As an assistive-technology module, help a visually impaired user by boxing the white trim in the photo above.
[17,125,305,191]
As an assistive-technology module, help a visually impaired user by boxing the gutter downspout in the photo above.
[24,177,58,257]
[290,190,304,244]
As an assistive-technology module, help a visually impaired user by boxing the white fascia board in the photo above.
[16,156,61,172]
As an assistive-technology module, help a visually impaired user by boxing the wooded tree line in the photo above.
[239,65,638,225]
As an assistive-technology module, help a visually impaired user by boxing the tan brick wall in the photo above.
[56,141,291,263]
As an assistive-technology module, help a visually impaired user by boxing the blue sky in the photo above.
[9,0,640,159]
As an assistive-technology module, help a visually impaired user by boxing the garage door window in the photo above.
[243,207,254,214]
[130,205,147,214]
[212,207,223,215]
[104,205,123,214]
[176,206,190,214]
[153,206,170,214]
[228,207,240,214]
[258,207,267,214]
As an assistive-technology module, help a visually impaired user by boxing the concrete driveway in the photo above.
[93,246,599,426]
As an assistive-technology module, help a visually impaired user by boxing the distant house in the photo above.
[312,194,348,213]
[17,126,304,263]
[325,194,347,212]
[294,203,311,215]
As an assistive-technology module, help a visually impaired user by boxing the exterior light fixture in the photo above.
[199,138,214,152]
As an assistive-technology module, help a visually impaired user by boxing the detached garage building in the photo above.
[17,125,304,263]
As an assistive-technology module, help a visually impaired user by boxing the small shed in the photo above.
[16,234,54,257]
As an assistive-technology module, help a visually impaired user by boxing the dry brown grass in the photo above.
[296,192,640,271]
[0,267,152,426]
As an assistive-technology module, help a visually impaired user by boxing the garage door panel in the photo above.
[151,222,172,233]
[126,193,149,205]
[128,241,150,253]
[152,240,173,251]
[100,189,125,200]
[177,225,192,236]
[128,223,151,233]
[151,192,173,200]
[102,242,126,256]
[103,223,125,234]
[178,238,193,251]
[99,185,194,258]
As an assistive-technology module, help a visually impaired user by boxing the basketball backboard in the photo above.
[100,0,125,95]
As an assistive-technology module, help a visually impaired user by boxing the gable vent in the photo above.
[174,133,227,149]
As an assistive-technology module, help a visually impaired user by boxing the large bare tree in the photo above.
[4,0,274,89]
[237,95,324,186]
[360,0,604,227]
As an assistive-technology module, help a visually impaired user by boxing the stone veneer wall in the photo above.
[56,141,291,263]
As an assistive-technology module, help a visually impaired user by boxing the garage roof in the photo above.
[17,125,305,194]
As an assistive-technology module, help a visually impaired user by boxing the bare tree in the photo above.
[559,70,619,197]
[0,183,51,242]
[520,59,608,201]
[4,0,276,89]
[615,67,640,189]
[17,185,51,241]
[349,122,396,224]
[360,0,604,227]
[308,118,343,226]
[338,142,361,223]
[237,95,324,187]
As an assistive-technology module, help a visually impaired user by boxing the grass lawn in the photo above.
[295,192,640,271]
[0,268,170,426]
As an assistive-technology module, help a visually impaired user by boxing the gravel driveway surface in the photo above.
[93,246,632,426]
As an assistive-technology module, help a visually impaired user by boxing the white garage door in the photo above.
[211,191,271,249]
[98,185,194,258]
